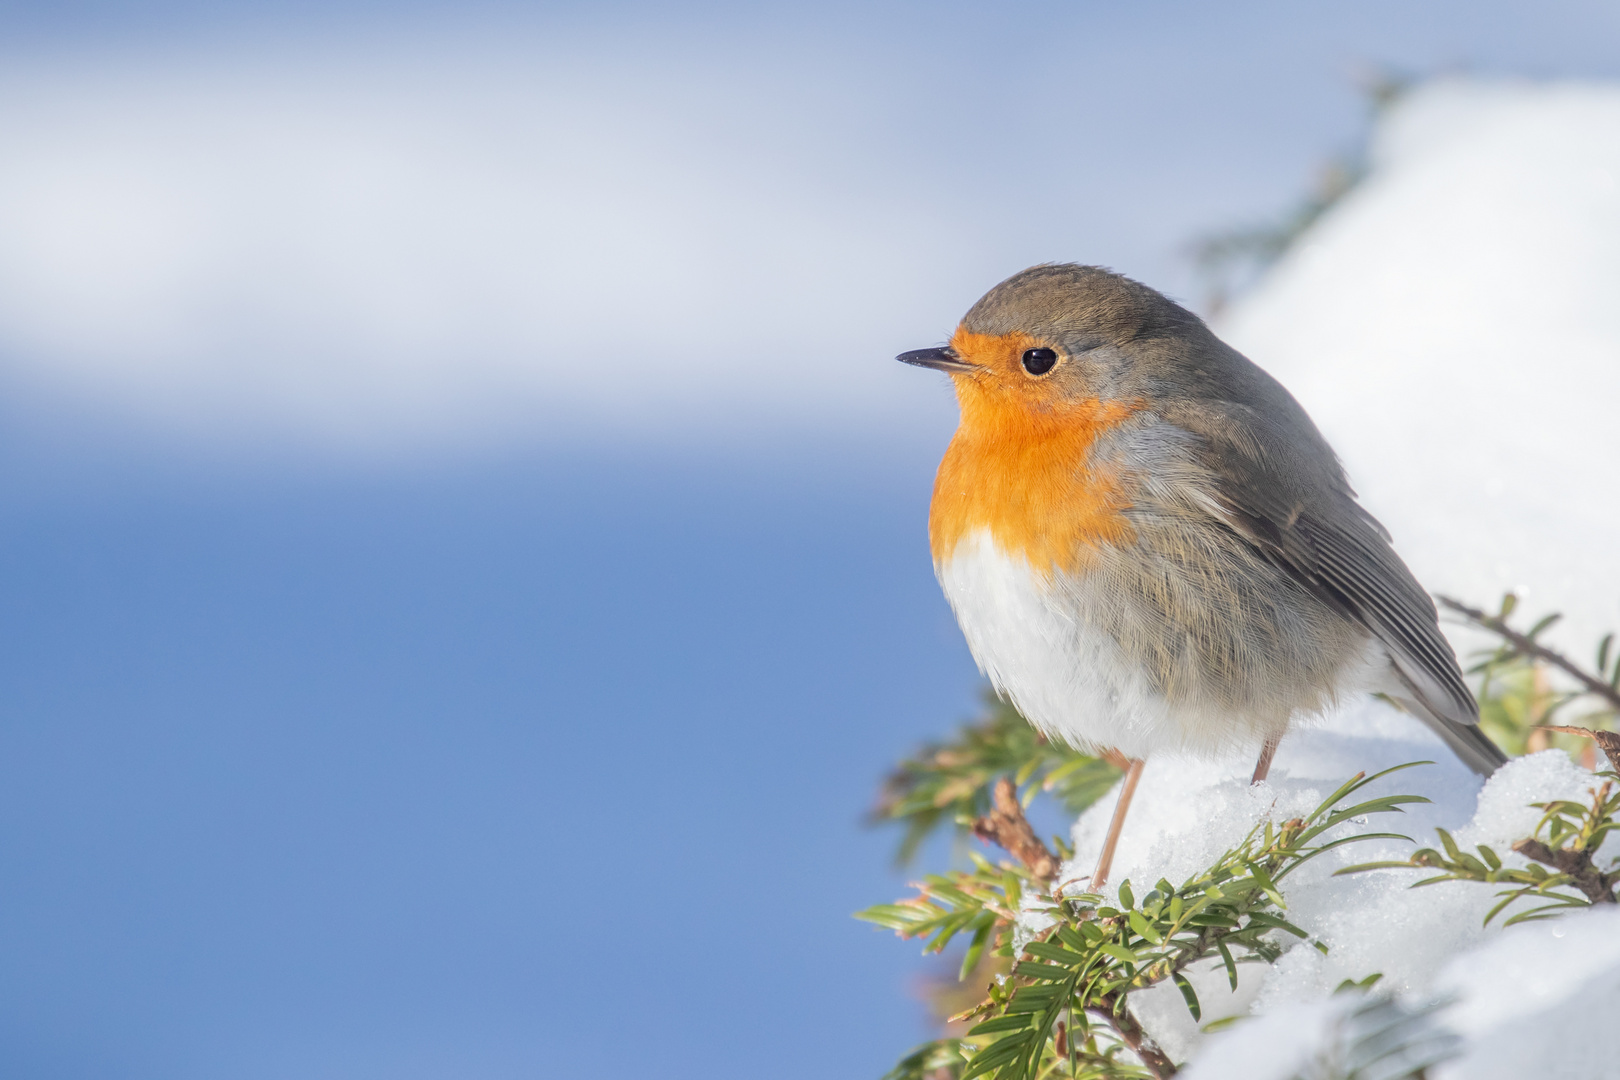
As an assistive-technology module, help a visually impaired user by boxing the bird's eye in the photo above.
[1021,347,1058,376]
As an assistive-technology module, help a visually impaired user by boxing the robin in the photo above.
[899,264,1505,888]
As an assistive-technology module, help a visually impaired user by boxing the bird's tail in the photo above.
[1391,692,1508,777]
[1371,645,1508,777]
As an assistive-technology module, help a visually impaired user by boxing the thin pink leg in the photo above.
[1251,735,1281,785]
[1091,758,1145,892]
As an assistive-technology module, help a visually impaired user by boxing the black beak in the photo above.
[896,347,976,374]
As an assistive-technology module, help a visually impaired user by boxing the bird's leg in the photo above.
[1251,735,1281,784]
[1091,758,1145,892]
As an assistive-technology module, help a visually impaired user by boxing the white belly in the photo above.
[936,528,1290,760]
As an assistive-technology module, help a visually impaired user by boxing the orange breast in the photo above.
[929,332,1140,577]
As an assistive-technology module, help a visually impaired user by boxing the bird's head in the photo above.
[898,264,1209,422]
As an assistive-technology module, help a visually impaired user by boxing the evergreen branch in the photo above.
[1086,992,1176,1078]
[880,1039,973,1080]
[856,854,1033,973]
[867,767,1423,1079]
[1439,595,1620,711]
[870,694,1120,866]
[1299,993,1461,1080]
[864,593,1602,1078]
[1337,779,1620,919]
[1510,837,1616,905]
[1542,725,1620,775]
[973,777,1061,882]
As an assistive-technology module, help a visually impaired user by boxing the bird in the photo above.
[898,264,1506,888]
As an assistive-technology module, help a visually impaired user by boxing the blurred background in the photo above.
[1,2,1618,1077]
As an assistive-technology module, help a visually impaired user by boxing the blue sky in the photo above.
[0,3,1617,1078]
[0,445,978,1079]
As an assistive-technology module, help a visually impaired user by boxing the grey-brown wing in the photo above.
[1164,398,1501,772]
[1236,501,1505,775]
[1281,505,1476,724]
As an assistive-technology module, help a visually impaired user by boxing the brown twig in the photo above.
[1510,837,1617,905]
[1542,725,1620,775]
[972,777,1061,882]
[974,777,1181,1075]
[1088,993,1178,1077]
[1437,596,1620,711]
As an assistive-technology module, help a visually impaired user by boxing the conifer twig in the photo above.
[1438,596,1620,710]
[868,764,1432,1080]
[1510,837,1617,905]
[972,778,1061,882]
[975,779,1178,1074]
[1089,993,1178,1077]
[1541,726,1620,775]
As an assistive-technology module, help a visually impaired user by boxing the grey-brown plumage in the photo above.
[953,263,1505,775]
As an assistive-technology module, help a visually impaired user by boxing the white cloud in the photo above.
[0,40,966,453]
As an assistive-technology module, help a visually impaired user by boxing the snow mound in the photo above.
[1430,905,1620,1080]
[1051,699,1615,1074]
[1219,77,1620,650]
[1183,906,1620,1080]
[1153,83,1620,1071]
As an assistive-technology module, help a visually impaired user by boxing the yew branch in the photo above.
[972,777,1061,883]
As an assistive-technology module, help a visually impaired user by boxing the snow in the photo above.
[1066,77,1620,1079]
[1047,701,1616,1076]
[1176,997,1351,1080]
[1180,907,1620,1080]
[1181,992,1457,1080]
[1430,905,1620,1080]
[1218,77,1620,652]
